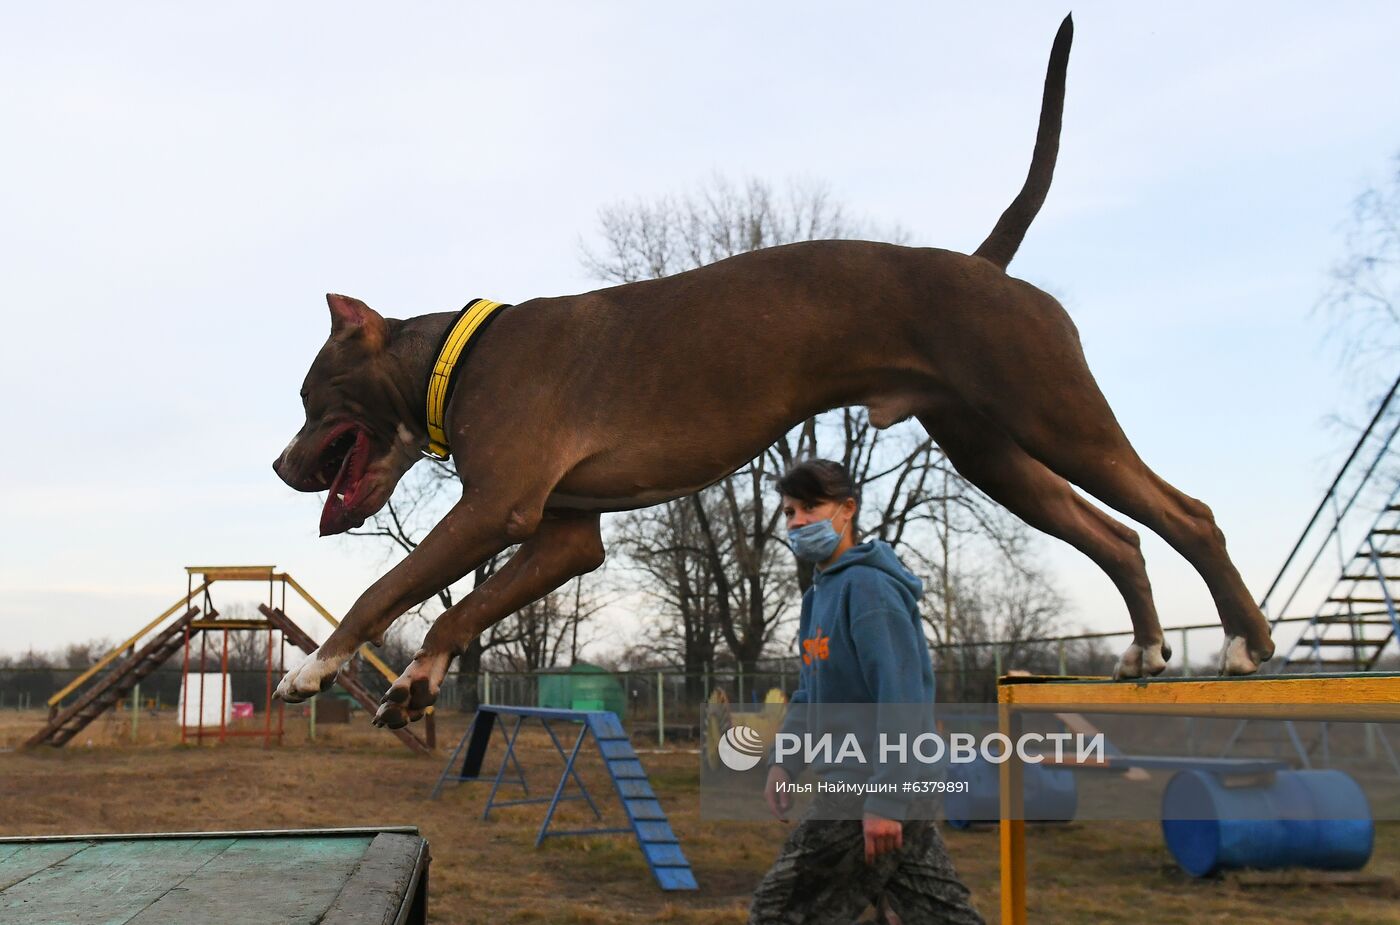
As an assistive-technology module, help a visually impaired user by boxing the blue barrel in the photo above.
[1161,769,1373,877]
[944,757,1077,829]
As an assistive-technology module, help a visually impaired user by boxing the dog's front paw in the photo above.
[274,650,347,703]
[373,651,451,729]
[1113,640,1170,680]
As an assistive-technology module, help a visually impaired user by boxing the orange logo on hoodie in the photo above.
[802,630,830,666]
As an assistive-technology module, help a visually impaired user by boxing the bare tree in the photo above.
[584,176,923,676]
[611,494,725,699]
[581,176,886,284]
[60,639,112,670]
[1313,153,1400,528]
[484,576,612,672]
[1319,153,1400,381]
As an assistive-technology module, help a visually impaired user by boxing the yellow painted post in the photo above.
[999,694,1027,925]
[281,573,398,684]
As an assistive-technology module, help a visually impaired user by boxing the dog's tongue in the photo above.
[319,431,368,536]
[320,490,367,536]
[320,494,357,536]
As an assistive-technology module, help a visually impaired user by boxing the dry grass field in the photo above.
[3,708,1399,924]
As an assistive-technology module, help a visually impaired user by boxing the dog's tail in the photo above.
[973,14,1073,270]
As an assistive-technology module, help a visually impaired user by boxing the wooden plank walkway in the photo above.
[0,828,428,925]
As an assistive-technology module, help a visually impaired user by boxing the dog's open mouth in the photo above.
[315,423,373,536]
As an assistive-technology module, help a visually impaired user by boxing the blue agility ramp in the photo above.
[432,704,697,891]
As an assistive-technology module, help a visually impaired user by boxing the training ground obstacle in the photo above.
[0,827,429,924]
[25,566,430,755]
[994,672,1400,925]
[432,704,698,891]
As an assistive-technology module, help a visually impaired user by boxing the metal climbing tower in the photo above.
[1260,372,1400,672]
[1220,372,1400,769]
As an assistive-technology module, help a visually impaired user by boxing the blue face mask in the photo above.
[788,515,847,564]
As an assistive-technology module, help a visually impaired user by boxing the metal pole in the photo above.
[1180,628,1191,678]
[309,696,317,742]
[264,623,274,747]
[951,644,966,697]
[198,629,209,744]
[738,665,744,705]
[1056,640,1066,676]
[181,621,191,745]
[278,631,285,742]
[656,670,665,748]
[484,670,492,705]
[131,683,140,744]
[219,629,229,744]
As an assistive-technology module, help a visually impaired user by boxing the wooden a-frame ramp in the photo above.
[24,566,429,754]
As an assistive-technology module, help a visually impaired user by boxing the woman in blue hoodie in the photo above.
[749,459,983,925]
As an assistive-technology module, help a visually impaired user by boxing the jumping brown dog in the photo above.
[271,16,1275,728]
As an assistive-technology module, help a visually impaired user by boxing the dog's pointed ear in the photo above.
[327,293,388,350]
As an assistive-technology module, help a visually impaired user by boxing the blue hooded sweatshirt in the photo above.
[769,538,935,820]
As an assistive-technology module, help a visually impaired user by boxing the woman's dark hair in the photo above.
[777,459,861,533]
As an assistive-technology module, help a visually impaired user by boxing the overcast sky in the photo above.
[2,2,1397,663]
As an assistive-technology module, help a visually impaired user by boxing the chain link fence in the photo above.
[5,614,1380,746]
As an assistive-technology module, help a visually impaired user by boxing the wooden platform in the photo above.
[0,827,428,924]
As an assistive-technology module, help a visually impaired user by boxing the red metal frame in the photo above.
[179,575,287,747]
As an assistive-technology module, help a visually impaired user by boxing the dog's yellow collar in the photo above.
[425,298,511,459]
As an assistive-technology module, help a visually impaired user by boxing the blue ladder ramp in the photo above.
[431,705,697,891]
[586,711,697,891]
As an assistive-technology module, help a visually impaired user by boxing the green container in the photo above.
[536,663,626,716]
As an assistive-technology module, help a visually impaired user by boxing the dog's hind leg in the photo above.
[950,315,1274,674]
[1017,428,1270,674]
[917,404,1169,679]
[372,512,606,728]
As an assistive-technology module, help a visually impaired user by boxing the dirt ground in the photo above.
[3,709,1399,924]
